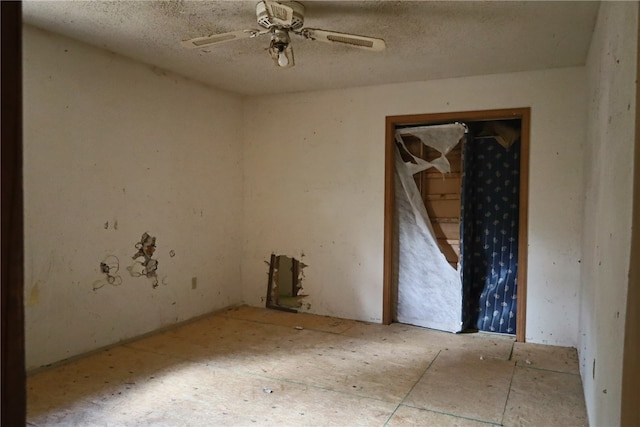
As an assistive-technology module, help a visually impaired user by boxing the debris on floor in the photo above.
[26,305,588,426]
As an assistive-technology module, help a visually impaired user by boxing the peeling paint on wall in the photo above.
[127,232,159,288]
[93,255,122,290]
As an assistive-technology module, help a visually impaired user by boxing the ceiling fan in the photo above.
[181,1,386,68]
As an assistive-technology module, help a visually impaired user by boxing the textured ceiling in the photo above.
[22,1,600,96]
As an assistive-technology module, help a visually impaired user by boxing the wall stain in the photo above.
[103,220,118,230]
[26,282,41,306]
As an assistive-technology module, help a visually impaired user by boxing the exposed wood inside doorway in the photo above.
[399,137,463,269]
[383,108,530,342]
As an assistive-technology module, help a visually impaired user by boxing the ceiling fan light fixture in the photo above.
[278,49,290,67]
[269,42,294,68]
[269,28,294,68]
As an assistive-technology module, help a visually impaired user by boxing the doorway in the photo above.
[383,108,530,342]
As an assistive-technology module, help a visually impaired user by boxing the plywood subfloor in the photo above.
[27,305,588,426]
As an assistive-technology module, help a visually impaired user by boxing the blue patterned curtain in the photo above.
[461,133,520,334]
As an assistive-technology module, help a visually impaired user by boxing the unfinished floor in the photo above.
[27,305,588,426]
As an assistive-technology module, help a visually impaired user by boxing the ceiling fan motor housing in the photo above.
[256,1,305,29]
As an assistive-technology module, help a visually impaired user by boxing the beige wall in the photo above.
[23,19,604,375]
[242,67,588,346]
[23,26,245,370]
[580,3,638,425]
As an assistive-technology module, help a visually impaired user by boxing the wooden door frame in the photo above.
[383,107,530,342]
[1,1,26,424]
[620,6,640,423]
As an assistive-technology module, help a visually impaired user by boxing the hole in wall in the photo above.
[266,254,307,312]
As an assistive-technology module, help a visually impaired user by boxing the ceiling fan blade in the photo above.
[181,29,260,49]
[264,1,294,26]
[299,28,386,51]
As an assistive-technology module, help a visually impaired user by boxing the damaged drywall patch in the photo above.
[265,253,308,312]
[93,233,165,291]
[127,232,159,288]
[93,255,123,290]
